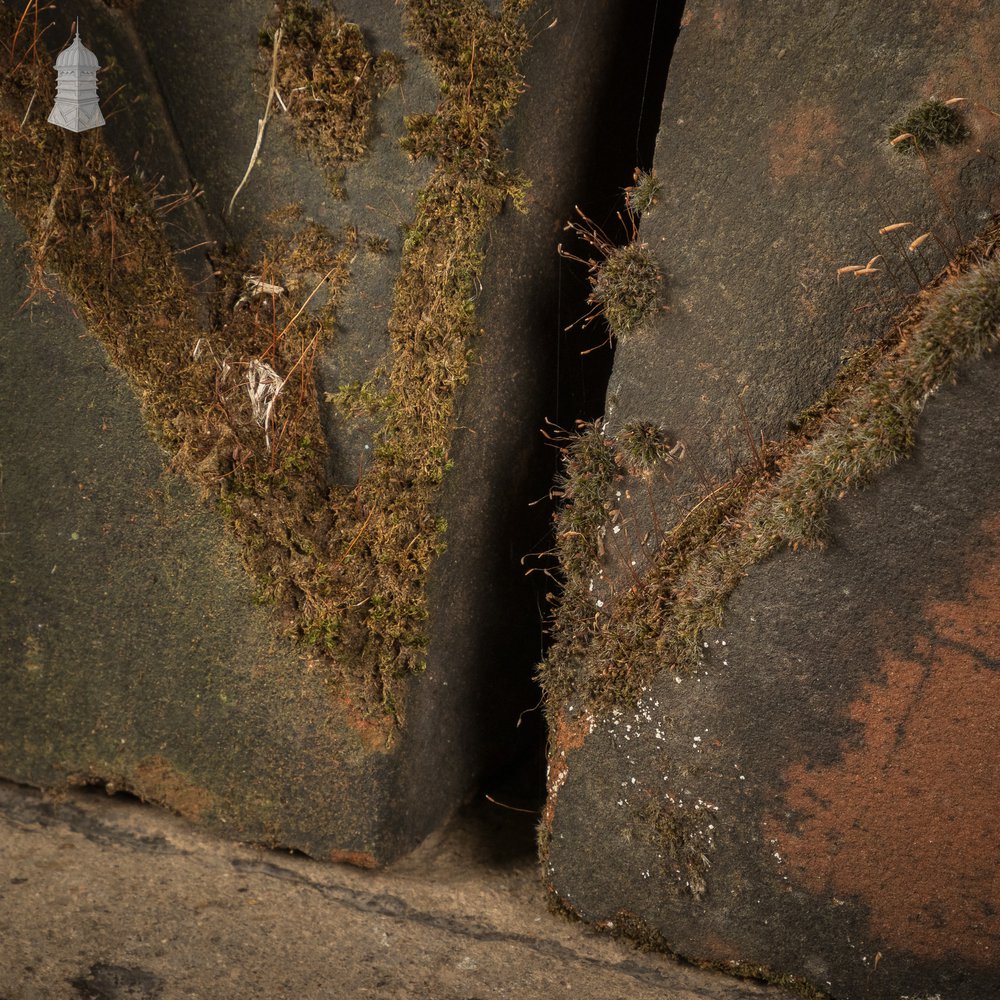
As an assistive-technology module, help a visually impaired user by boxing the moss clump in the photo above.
[889,98,969,154]
[261,1,402,168]
[637,802,714,899]
[551,422,619,579]
[0,86,359,678]
[542,418,689,704]
[541,219,1000,713]
[561,207,661,338]
[618,421,677,472]
[547,895,830,998]
[714,962,831,999]
[625,168,661,216]
[314,0,530,701]
[0,0,533,719]
[402,0,530,168]
[592,242,660,335]
[364,234,391,255]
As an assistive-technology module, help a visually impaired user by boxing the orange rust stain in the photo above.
[340,693,394,754]
[552,709,590,755]
[965,17,1000,107]
[933,0,986,45]
[692,929,741,964]
[705,4,742,34]
[767,102,843,183]
[920,9,1000,219]
[774,515,1000,961]
[329,848,377,869]
[131,755,215,822]
[542,710,593,830]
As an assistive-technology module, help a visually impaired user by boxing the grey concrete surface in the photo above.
[0,780,787,1000]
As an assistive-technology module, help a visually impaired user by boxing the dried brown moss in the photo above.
[541,218,1000,714]
[260,1,402,171]
[0,1,533,719]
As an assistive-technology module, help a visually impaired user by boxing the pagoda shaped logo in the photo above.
[48,24,105,133]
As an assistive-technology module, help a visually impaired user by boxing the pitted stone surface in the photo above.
[544,3,1000,997]
[0,0,647,864]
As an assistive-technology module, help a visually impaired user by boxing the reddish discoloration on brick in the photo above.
[542,711,593,832]
[767,103,843,183]
[712,7,746,35]
[773,515,1000,961]
[914,10,1000,215]
[340,693,394,755]
[131,756,216,822]
[329,848,378,869]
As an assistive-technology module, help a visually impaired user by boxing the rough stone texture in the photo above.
[0,781,787,1000]
[0,203,403,862]
[544,3,1000,998]
[606,0,1000,512]
[549,353,1000,999]
[128,0,439,485]
[0,0,633,863]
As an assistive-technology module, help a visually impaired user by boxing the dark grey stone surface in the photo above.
[544,3,1000,996]
[606,0,1000,511]
[0,0,642,864]
[550,350,1000,999]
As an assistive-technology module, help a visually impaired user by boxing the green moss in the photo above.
[541,219,1000,713]
[636,801,713,899]
[552,421,619,578]
[593,242,660,335]
[602,909,676,953]
[625,168,661,216]
[261,1,400,168]
[561,209,661,338]
[713,961,830,999]
[327,375,390,419]
[0,1,533,719]
[889,98,969,154]
[618,420,676,472]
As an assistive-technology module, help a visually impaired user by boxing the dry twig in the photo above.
[227,26,283,217]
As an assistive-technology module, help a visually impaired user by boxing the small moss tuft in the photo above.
[561,207,662,339]
[364,234,391,255]
[552,422,620,580]
[618,421,674,472]
[591,242,660,336]
[262,1,402,168]
[625,168,661,216]
[637,801,714,899]
[715,961,831,999]
[889,98,969,154]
